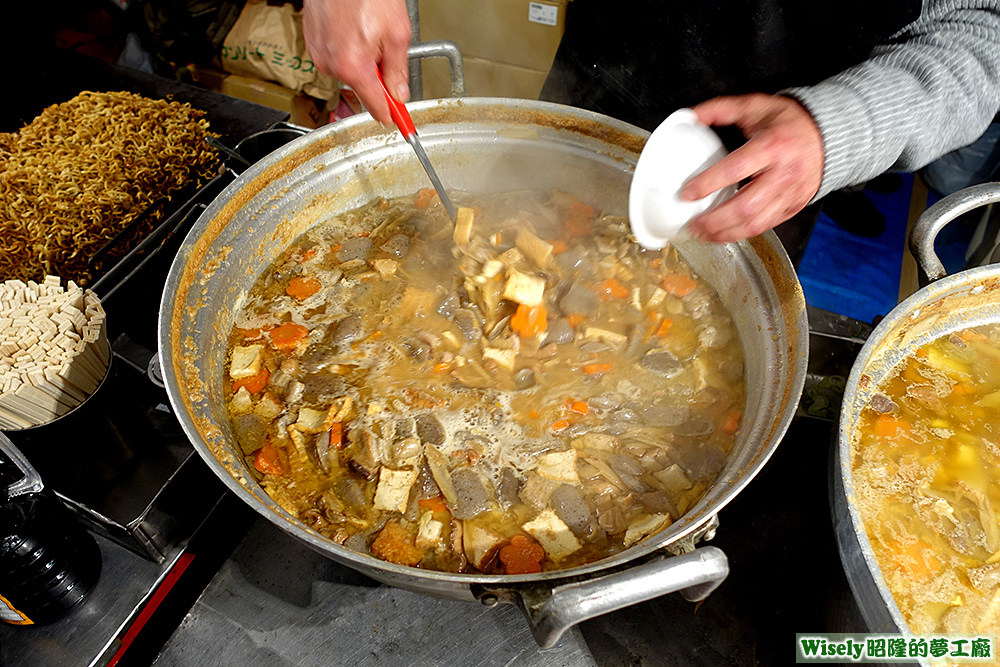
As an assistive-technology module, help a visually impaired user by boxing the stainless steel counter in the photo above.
[153,518,597,667]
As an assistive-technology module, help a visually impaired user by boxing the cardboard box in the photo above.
[417,0,567,72]
[221,0,340,101]
[191,67,333,129]
[422,55,550,100]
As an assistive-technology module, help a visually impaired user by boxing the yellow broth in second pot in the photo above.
[854,324,1000,639]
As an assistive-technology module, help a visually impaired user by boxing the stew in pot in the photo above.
[854,324,1000,636]
[224,188,745,574]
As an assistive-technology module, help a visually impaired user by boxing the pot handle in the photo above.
[407,41,467,99]
[909,182,1000,284]
[507,546,729,648]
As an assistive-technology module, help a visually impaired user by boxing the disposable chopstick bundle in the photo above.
[0,276,110,430]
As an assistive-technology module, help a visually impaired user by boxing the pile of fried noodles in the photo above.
[0,91,220,285]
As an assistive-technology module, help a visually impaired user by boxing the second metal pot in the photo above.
[835,183,1000,650]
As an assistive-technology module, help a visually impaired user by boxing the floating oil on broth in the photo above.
[224,188,745,574]
[854,324,1000,649]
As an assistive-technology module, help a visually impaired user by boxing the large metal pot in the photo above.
[158,98,808,647]
[835,183,1000,650]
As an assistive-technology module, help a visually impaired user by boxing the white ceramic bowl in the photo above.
[629,108,737,249]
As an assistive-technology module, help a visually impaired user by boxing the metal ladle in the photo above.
[375,67,457,220]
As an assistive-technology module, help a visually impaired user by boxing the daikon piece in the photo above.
[503,269,545,307]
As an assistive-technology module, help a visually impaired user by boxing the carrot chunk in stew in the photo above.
[233,366,269,394]
[268,322,308,351]
[253,441,284,476]
[511,304,547,338]
[499,534,545,574]
[661,273,698,297]
[286,275,322,301]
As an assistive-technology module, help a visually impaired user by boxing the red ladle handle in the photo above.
[375,67,415,138]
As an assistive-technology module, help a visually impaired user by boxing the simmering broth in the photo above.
[224,189,745,573]
[854,324,1000,638]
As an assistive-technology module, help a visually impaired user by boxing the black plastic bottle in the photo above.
[0,433,102,626]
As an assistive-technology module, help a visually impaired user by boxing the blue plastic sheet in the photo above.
[796,175,979,324]
[797,175,915,325]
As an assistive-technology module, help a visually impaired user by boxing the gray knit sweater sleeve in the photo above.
[782,0,1000,201]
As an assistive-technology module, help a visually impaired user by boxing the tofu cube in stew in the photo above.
[522,508,583,560]
[535,450,580,484]
[502,269,545,307]
[373,467,419,514]
[230,344,263,379]
[463,522,506,571]
[415,511,447,549]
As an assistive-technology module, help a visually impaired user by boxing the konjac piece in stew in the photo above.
[854,325,1000,639]
[225,188,745,574]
